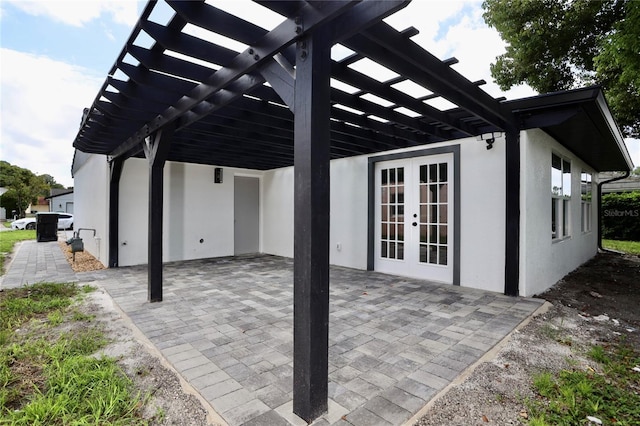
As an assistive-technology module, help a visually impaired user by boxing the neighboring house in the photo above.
[25,196,50,214]
[46,188,74,213]
[602,175,640,193]
[69,1,633,302]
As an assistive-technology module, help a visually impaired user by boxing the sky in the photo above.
[1,0,638,188]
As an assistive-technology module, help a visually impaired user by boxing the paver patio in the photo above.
[1,241,544,425]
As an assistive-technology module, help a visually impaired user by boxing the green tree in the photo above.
[0,161,49,218]
[39,173,65,190]
[482,0,639,137]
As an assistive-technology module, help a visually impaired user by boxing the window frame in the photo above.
[551,153,572,241]
[580,171,593,233]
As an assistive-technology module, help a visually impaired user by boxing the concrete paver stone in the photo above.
[0,241,544,425]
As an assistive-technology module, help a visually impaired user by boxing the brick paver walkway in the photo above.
[1,242,544,425]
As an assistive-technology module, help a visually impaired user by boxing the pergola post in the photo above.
[108,157,124,268]
[144,125,174,303]
[292,31,331,422]
[504,128,520,296]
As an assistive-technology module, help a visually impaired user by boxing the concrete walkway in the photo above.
[0,239,78,288]
[1,239,544,425]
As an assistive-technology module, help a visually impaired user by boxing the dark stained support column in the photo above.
[143,125,174,303]
[292,31,331,423]
[504,128,520,296]
[108,157,124,268]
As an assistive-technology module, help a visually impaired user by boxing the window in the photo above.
[581,172,592,233]
[418,162,448,265]
[551,153,571,240]
[380,167,405,260]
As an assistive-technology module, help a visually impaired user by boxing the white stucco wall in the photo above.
[73,154,109,265]
[262,137,508,293]
[262,167,294,258]
[520,129,597,296]
[262,155,371,268]
[458,136,507,292]
[117,159,261,267]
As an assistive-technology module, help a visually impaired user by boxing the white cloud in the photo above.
[0,48,103,187]
[385,0,467,45]
[5,0,139,27]
[625,138,640,169]
[385,1,536,101]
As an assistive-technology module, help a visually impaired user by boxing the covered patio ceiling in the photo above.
[73,0,518,171]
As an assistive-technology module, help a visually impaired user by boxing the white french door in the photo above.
[374,153,454,283]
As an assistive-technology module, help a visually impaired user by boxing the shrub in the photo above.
[601,191,640,240]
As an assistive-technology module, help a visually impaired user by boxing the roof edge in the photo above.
[505,86,633,172]
[593,90,634,170]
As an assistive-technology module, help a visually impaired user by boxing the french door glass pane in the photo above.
[439,225,447,244]
[439,184,448,202]
[438,247,447,265]
[429,246,437,263]
[380,166,405,261]
[439,205,448,223]
[439,163,447,182]
[418,161,448,266]
[429,164,437,183]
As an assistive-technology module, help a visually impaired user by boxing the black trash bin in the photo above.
[36,212,59,242]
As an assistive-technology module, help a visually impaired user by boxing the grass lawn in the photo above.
[0,229,36,273]
[0,282,148,424]
[527,341,640,425]
[602,239,640,255]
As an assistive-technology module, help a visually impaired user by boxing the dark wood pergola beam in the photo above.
[348,22,515,131]
[140,20,237,68]
[330,62,478,136]
[127,45,215,84]
[143,124,175,303]
[292,29,331,422]
[201,94,427,148]
[108,77,183,107]
[109,1,361,160]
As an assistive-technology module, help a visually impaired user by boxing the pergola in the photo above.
[71,0,630,421]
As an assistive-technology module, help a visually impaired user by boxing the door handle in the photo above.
[412,222,417,227]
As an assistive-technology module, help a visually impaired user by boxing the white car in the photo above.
[10,214,73,230]
[57,213,74,230]
[11,217,36,230]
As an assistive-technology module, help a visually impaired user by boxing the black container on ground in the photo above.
[36,212,58,242]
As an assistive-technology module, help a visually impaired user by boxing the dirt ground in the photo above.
[85,288,221,425]
[48,248,640,424]
[414,251,640,426]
